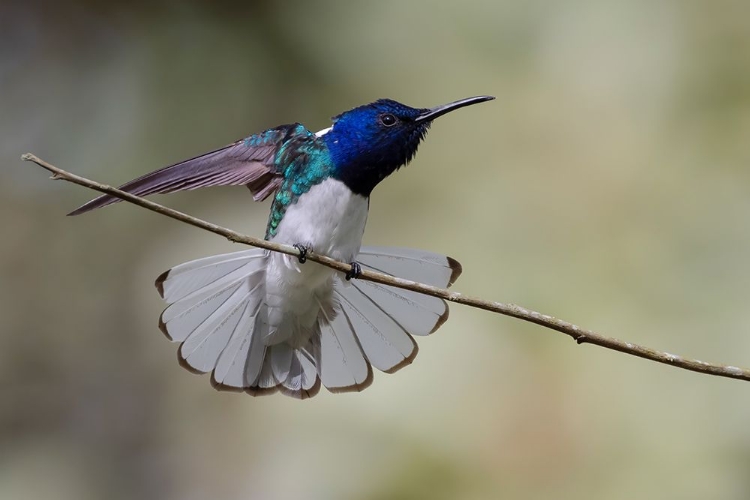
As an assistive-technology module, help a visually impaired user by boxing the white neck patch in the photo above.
[315,126,333,137]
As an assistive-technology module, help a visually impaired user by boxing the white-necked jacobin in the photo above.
[71,95,495,398]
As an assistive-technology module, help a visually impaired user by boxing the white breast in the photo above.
[272,178,368,261]
[263,178,369,345]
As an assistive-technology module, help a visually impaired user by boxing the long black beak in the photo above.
[415,95,495,123]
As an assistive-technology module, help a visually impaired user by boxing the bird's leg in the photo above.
[292,243,311,264]
[346,261,362,281]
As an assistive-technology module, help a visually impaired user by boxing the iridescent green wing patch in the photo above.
[265,135,333,239]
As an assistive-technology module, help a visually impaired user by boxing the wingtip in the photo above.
[66,194,114,216]
[66,205,88,217]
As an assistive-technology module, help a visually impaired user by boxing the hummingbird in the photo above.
[71,95,494,399]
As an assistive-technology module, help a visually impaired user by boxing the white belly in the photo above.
[263,178,369,346]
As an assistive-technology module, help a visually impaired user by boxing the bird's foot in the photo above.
[346,261,362,281]
[293,243,311,264]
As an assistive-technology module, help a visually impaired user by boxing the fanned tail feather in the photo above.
[154,246,461,398]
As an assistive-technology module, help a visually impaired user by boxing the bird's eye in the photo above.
[380,113,397,127]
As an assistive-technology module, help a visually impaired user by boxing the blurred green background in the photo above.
[3,1,750,499]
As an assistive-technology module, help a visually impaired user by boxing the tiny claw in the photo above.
[293,243,309,264]
[346,261,362,281]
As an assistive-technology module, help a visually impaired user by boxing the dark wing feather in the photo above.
[68,124,309,216]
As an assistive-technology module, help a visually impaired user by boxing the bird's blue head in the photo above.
[324,95,494,196]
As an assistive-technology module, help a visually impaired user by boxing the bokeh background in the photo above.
[3,1,750,499]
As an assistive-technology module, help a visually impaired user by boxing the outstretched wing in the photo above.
[68,123,313,215]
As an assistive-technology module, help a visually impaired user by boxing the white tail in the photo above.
[155,247,461,399]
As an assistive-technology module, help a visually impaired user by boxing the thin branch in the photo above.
[22,152,750,383]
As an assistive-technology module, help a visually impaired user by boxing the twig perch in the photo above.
[22,152,750,383]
